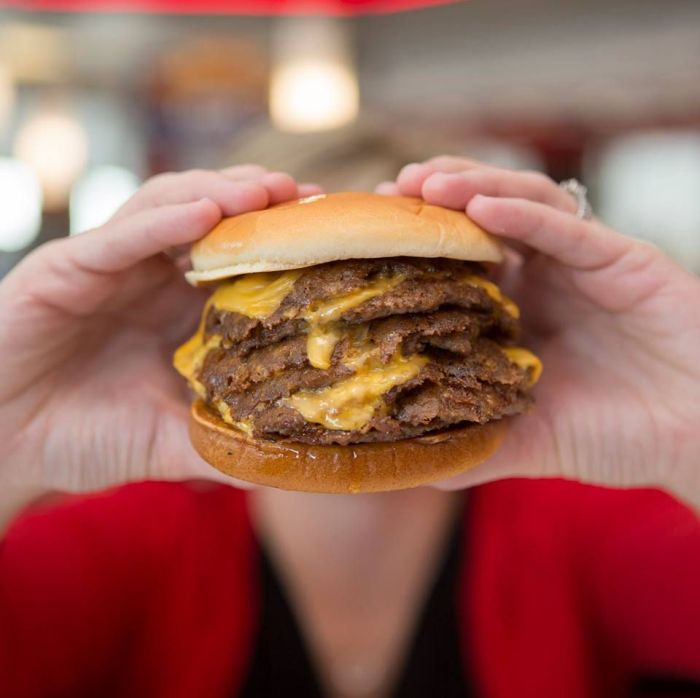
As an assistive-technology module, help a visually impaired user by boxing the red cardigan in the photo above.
[1,479,698,698]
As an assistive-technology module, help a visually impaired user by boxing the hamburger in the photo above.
[174,192,541,493]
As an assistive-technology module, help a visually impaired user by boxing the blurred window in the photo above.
[594,131,700,272]
[70,166,140,235]
[0,158,42,253]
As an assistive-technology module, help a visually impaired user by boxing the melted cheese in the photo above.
[213,399,253,436]
[174,268,533,432]
[235,419,254,436]
[209,270,404,370]
[173,331,221,397]
[303,275,403,368]
[174,271,301,394]
[502,347,543,385]
[463,274,520,318]
[342,332,378,371]
[304,274,405,323]
[286,353,428,431]
[214,399,233,423]
[306,324,343,370]
[211,270,302,318]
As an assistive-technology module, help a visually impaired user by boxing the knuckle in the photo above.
[145,171,176,186]
[427,155,464,169]
[181,168,214,181]
[38,237,70,256]
[510,199,546,231]
[22,238,69,271]
[262,170,293,183]
[151,168,216,188]
[237,163,267,174]
[628,238,663,268]
[139,171,178,195]
[221,163,269,181]
[522,170,554,188]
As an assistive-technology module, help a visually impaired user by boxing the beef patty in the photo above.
[180,257,538,445]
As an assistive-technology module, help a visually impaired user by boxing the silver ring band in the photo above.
[559,178,593,220]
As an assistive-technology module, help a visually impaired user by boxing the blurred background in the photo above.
[1,0,700,278]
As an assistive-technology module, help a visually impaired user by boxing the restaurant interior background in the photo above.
[1,0,700,279]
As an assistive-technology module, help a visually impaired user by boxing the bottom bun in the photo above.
[189,400,506,494]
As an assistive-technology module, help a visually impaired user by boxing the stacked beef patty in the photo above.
[184,257,536,446]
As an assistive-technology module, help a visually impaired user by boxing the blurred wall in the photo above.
[1,0,699,271]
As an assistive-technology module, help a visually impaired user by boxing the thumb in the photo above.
[1,198,221,319]
[149,407,257,492]
[431,414,558,491]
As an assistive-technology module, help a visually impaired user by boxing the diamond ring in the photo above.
[559,178,593,220]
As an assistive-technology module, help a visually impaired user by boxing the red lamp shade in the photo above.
[2,0,458,14]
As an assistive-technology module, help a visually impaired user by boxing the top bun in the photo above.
[186,192,503,284]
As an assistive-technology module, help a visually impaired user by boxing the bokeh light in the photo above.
[0,158,42,253]
[596,131,700,271]
[13,108,89,210]
[70,165,141,235]
[270,19,358,133]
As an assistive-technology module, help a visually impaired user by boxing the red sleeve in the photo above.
[465,480,700,698]
[580,487,700,679]
[0,483,189,697]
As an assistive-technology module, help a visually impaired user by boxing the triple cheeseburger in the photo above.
[174,192,541,493]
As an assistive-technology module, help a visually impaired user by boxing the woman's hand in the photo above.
[0,166,320,496]
[380,157,700,507]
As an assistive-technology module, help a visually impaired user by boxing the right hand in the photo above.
[0,166,320,495]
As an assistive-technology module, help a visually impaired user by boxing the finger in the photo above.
[375,181,400,195]
[395,163,439,197]
[222,166,306,205]
[431,412,558,491]
[298,183,324,197]
[114,169,270,219]
[467,195,629,271]
[165,245,197,273]
[425,155,480,171]
[152,408,260,490]
[219,163,268,179]
[487,245,525,287]
[422,170,576,213]
[257,171,300,204]
[432,442,534,491]
[5,199,222,317]
[76,198,222,274]
[396,156,481,197]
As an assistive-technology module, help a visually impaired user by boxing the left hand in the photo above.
[378,157,700,508]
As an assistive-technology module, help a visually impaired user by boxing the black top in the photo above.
[240,510,471,697]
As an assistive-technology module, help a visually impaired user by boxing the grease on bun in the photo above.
[190,399,506,494]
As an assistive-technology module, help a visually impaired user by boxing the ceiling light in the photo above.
[270,18,359,133]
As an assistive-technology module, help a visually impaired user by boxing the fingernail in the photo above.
[233,181,269,203]
[437,171,474,182]
[398,162,426,179]
[262,171,293,184]
[234,180,263,193]
[425,171,453,185]
[193,198,222,221]
[466,194,487,216]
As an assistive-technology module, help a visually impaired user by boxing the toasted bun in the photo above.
[189,400,505,493]
[187,192,502,284]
